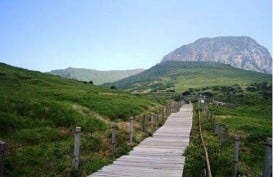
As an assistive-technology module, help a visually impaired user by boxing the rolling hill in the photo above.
[104,61,272,93]
[0,62,164,177]
[49,67,144,85]
[161,36,272,73]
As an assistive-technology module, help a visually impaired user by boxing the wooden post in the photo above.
[262,138,272,177]
[111,124,117,158]
[129,116,134,145]
[233,135,240,177]
[0,141,6,177]
[156,114,159,127]
[73,127,81,170]
[222,126,229,144]
[161,108,163,119]
[142,115,146,132]
[214,123,220,135]
[168,105,171,115]
[151,115,154,130]
[218,124,222,140]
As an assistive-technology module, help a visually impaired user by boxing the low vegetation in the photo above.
[1,61,271,177]
[49,67,144,85]
[183,82,272,177]
[0,63,166,177]
[103,61,271,93]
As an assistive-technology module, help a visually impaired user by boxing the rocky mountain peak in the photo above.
[161,36,272,74]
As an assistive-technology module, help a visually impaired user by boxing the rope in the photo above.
[199,111,213,177]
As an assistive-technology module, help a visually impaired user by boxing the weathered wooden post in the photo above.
[233,135,240,177]
[151,115,154,130]
[73,127,81,170]
[129,116,134,145]
[142,115,146,132]
[262,138,272,177]
[156,114,159,127]
[0,141,6,177]
[222,126,229,144]
[111,124,117,158]
[214,123,220,135]
[218,124,222,140]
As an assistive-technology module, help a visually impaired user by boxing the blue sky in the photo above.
[0,0,272,72]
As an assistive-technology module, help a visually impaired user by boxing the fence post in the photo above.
[0,141,6,177]
[222,126,229,144]
[111,124,117,158]
[73,127,81,170]
[262,138,272,177]
[233,135,240,177]
[129,116,134,145]
[142,115,146,133]
[214,123,220,135]
[218,124,222,140]
[151,115,154,130]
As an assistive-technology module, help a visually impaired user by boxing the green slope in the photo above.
[49,67,144,85]
[0,63,164,177]
[183,83,272,177]
[105,61,271,92]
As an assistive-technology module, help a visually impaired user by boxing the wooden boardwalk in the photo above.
[89,104,193,177]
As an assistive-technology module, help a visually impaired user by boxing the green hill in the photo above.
[49,67,144,85]
[0,63,164,177]
[104,61,271,93]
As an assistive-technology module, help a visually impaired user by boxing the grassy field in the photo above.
[103,61,271,93]
[0,63,167,177]
[0,61,271,177]
[183,82,272,177]
[49,67,144,85]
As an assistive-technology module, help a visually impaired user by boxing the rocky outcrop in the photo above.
[161,36,272,74]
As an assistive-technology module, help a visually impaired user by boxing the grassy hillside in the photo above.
[104,61,271,93]
[49,67,144,85]
[0,63,165,177]
[183,83,272,177]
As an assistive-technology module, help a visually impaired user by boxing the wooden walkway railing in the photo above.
[88,104,193,177]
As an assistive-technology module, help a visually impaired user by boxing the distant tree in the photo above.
[89,80,93,85]
[110,86,117,89]
[202,92,214,97]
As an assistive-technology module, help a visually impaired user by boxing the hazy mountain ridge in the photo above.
[49,67,144,85]
[161,36,272,73]
[105,61,271,92]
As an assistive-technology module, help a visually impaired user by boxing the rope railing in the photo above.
[198,111,213,177]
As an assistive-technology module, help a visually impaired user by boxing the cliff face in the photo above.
[161,36,272,74]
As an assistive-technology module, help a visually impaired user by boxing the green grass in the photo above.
[0,63,166,176]
[104,61,271,93]
[1,61,271,176]
[183,82,272,177]
[49,67,144,85]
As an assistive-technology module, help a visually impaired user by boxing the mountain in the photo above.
[104,61,272,92]
[0,62,162,176]
[49,67,144,85]
[161,36,272,74]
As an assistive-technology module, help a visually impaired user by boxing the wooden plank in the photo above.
[88,104,193,177]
